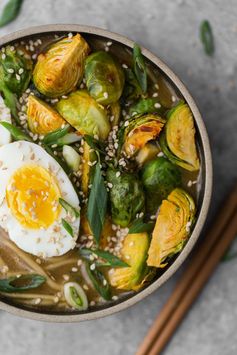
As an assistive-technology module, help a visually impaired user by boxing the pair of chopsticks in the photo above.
[136,183,237,355]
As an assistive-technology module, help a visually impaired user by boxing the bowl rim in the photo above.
[0,24,212,322]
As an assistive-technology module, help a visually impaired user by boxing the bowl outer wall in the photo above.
[0,24,213,322]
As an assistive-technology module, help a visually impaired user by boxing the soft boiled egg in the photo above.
[0,141,80,258]
[0,95,12,146]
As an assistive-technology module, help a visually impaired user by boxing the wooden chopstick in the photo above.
[136,183,237,355]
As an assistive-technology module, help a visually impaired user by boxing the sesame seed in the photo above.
[18,68,24,75]
[77,259,82,266]
[116,171,121,178]
[71,267,78,272]
[103,92,109,99]
[54,296,59,303]
[171,95,176,102]
[68,32,73,39]
[107,41,112,46]
[90,263,96,270]
[63,274,69,281]
[154,103,161,109]
[90,301,96,306]
[122,64,128,69]
[34,298,41,305]
[157,152,164,157]
[107,182,113,189]
[1,54,6,60]
[83,284,89,291]
[124,120,129,127]
[152,92,158,97]
[112,295,118,301]
[105,46,109,52]
[187,180,192,187]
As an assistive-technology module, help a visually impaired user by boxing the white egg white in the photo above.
[0,95,12,146]
[0,141,80,258]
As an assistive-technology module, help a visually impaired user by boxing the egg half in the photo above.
[0,95,12,146]
[0,141,80,258]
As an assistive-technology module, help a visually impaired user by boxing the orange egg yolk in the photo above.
[6,165,61,229]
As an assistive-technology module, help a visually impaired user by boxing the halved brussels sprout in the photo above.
[141,157,182,214]
[56,90,110,140]
[121,114,165,157]
[106,168,145,227]
[160,102,200,171]
[27,95,66,134]
[147,188,196,268]
[136,142,160,166]
[85,51,124,105]
[108,232,149,291]
[33,34,90,98]
[0,46,33,96]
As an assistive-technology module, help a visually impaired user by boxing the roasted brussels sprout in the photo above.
[120,114,165,157]
[106,168,145,227]
[27,95,66,134]
[0,46,32,96]
[141,157,182,214]
[147,188,195,267]
[136,142,160,166]
[108,232,149,291]
[160,102,200,171]
[85,51,124,105]
[33,34,90,98]
[56,90,110,140]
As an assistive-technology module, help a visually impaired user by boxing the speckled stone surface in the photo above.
[0,0,236,354]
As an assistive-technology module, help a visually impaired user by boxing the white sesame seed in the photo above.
[18,68,24,75]
[107,41,112,46]
[122,63,128,69]
[171,95,176,102]
[90,263,96,270]
[116,171,121,178]
[103,92,109,99]
[83,284,89,291]
[157,152,164,157]
[187,180,192,187]
[90,301,96,306]
[34,298,41,305]
[152,92,159,97]
[71,267,78,272]
[154,103,161,109]
[124,120,129,127]
[63,274,69,281]
[1,54,6,60]
[112,295,118,301]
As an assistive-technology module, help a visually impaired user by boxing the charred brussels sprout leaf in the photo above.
[56,90,110,140]
[27,95,66,134]
[85,51,124,105]
[141,157,182,214]
[129,98,165,117]
[0,46,32,95]
[108,233,150,291]
[147,188,196,268]
[160,102,200,171]
[106,168,145,227]
[121,114,165,157]
[33,34,90,97]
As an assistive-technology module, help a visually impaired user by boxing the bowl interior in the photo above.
[0,25,212,322]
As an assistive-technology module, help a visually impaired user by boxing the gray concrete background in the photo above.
[0,0,237,354]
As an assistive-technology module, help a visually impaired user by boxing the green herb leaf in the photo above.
[0,274,46,293]
[59,198,80,219]
[0,121,32,141]
[42,125,70,145]
[200,20,214,56]
[129,218,155,234]
[84,135,106,155]
[79,248,129,268]
[61,218,74,238]
[133,43,147,93]
[85,261,111,300]
[0,0,23,28]
[86,163,108,244]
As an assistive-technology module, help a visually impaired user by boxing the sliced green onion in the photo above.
[42,125,70,145]
[59,198,80,219]
[63,282,88,310]
[0,274,46,293]
[61,218,74,238]
[62,145,81,172]
[0,121,32,141]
